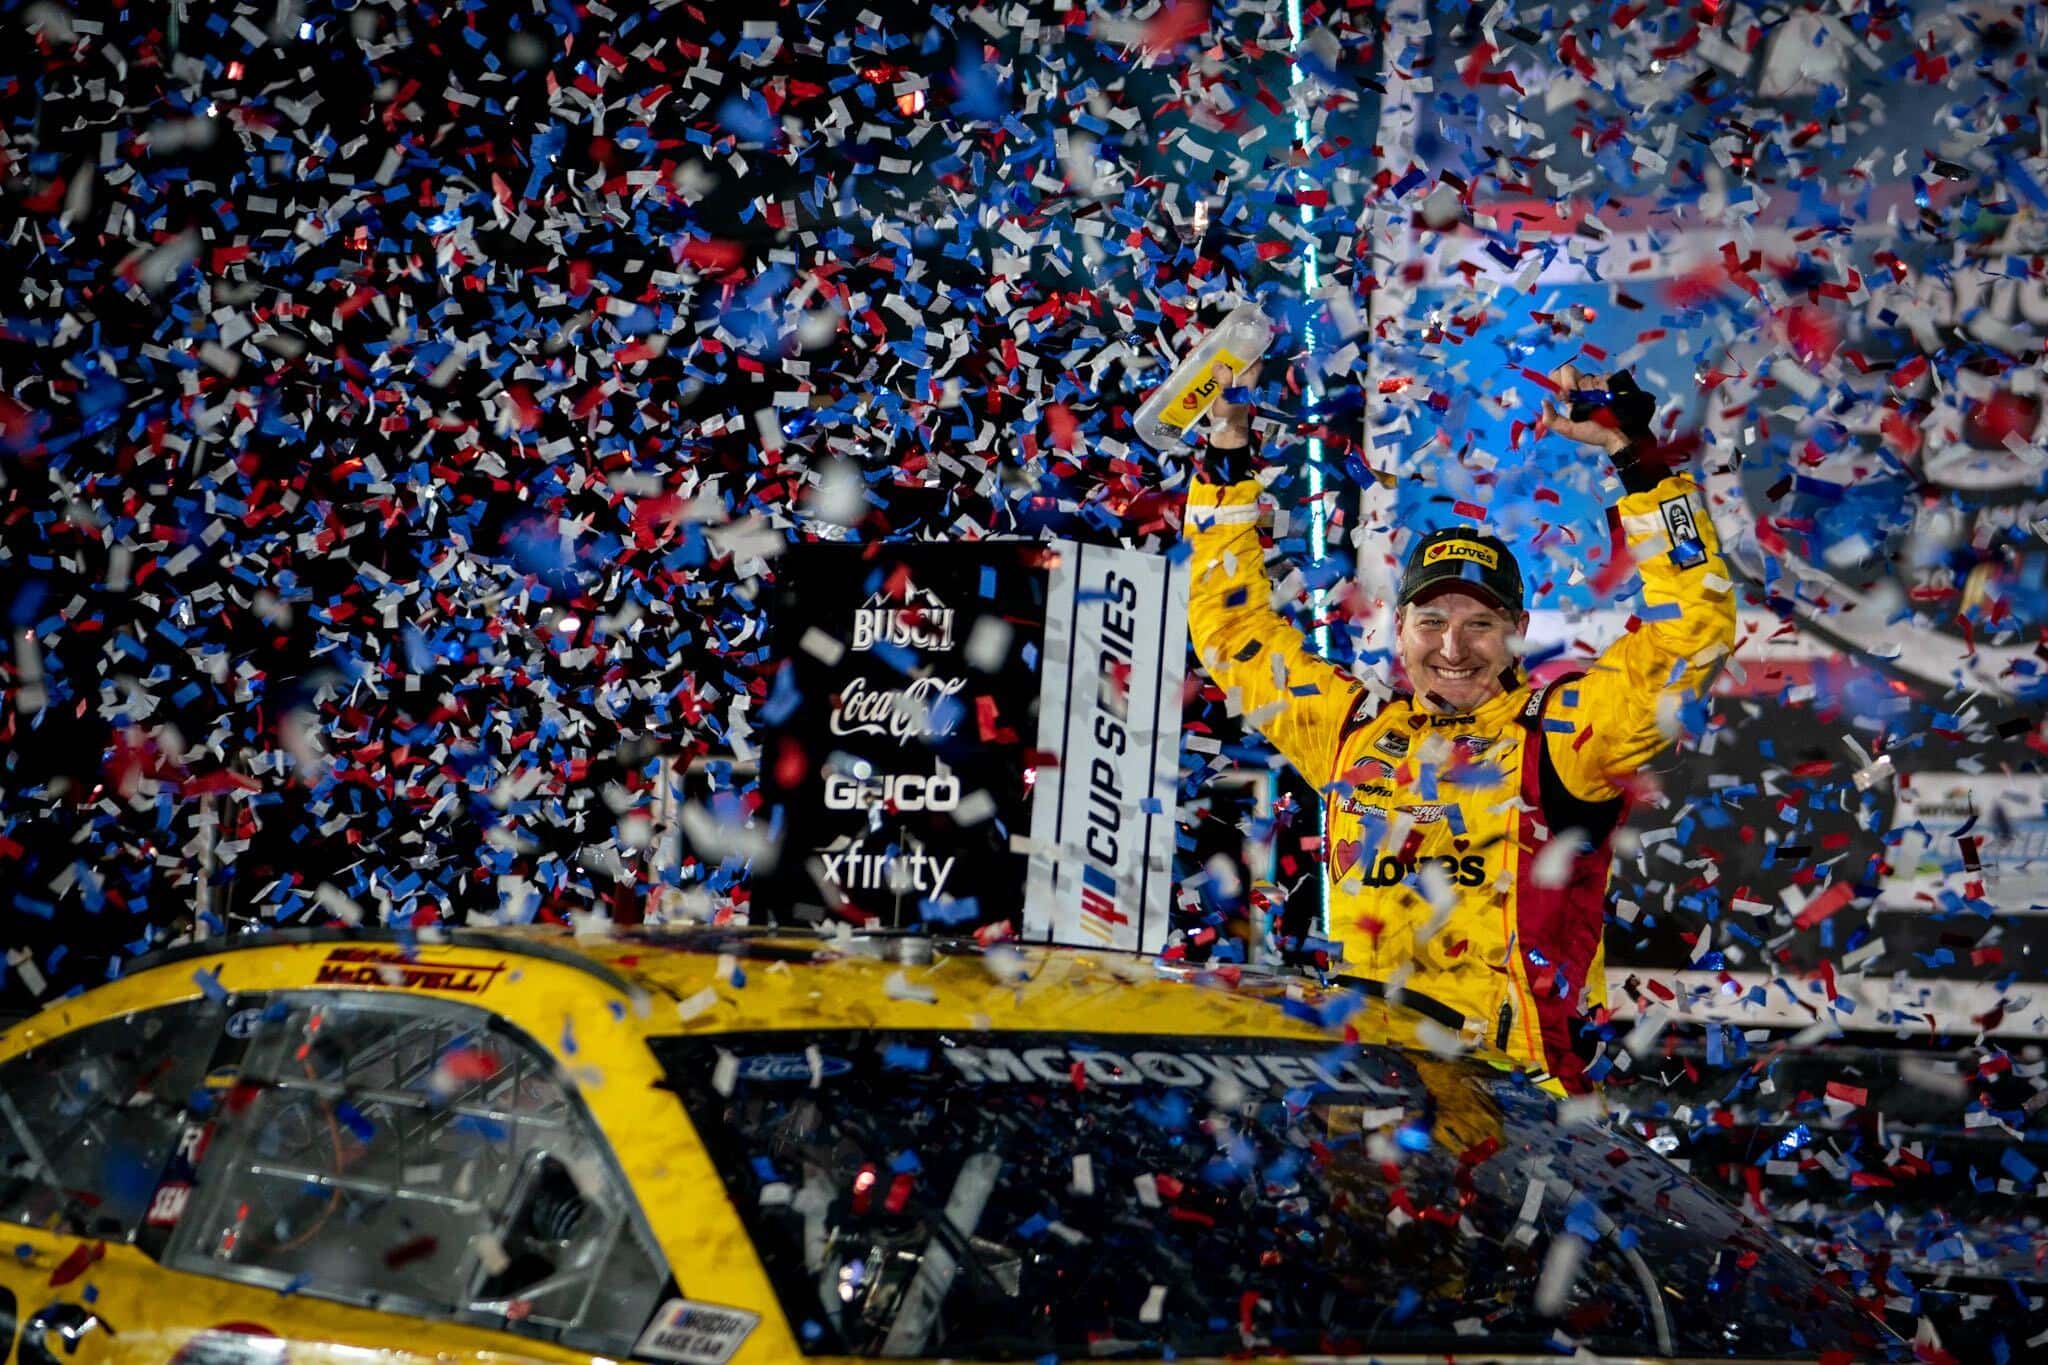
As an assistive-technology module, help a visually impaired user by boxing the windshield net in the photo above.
[654,1030,1897,1360]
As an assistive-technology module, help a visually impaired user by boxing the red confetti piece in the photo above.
[48,1240,105,1287]
[1824,1081,1867,1107]
[1793,882,1854,930]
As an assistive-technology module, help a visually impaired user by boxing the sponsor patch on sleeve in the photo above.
[635,1300,760,1365]
[1658,495,1706,569]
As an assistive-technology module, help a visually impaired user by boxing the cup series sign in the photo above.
[757,542,1186,951]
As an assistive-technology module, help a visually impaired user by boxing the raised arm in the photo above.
[1538,369,1739,800]
[1183,364,1365,789]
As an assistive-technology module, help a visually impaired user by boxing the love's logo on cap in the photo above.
[1422,540,1500,570]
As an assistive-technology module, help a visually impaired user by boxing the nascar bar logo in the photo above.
[851,583,956,652]
[1422,539,1499,570]
[1077,862,1130,943]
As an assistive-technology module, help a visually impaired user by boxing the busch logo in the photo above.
[851,583,956,652]
[830,675,967,739]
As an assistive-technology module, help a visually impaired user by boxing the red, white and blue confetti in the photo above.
[3,0,2047,1356]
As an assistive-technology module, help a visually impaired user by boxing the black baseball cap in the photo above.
[1398,527,1525,613]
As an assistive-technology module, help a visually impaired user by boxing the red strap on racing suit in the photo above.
[1514,672,1625,1094]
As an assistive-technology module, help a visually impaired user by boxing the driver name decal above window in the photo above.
[312,946,507,994]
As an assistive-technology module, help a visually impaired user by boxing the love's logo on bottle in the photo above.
[1160,346,1251,431]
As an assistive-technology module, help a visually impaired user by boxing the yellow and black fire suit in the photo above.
[1185,471,1737,1089]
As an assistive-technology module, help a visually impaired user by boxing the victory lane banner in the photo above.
[753,541,1185,951]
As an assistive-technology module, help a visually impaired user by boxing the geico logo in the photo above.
[823,771,961,811]
[1422,540,1500,570]
[1357,854,1488,888]
[852,607,956,652]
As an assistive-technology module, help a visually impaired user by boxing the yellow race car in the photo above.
[0,927,1903,1364]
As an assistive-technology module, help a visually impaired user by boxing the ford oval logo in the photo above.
[737,1053,854,1083]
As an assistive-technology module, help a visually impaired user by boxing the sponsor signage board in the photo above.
[755,543,1054,933]
[755,541,1186,949]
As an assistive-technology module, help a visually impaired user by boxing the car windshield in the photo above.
[654,1030,1900,1361]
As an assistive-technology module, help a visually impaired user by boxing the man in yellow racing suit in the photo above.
[1185,364,1736,1091]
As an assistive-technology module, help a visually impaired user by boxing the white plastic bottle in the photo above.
[1133,302,1274,451]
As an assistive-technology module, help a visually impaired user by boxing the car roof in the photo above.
[76,923,1495,1063]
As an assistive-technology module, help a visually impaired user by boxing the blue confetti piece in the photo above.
[334,1101,376,1143]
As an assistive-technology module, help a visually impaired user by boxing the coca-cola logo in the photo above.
[830,675,967,739]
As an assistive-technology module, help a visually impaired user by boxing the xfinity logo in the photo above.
[823,765,961,812]
[819,831,958,897]
[830,675,966,740]
[851,584,956,652]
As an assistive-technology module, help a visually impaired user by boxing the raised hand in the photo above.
[1206,358,1262,449]
[1540,362,1633,455]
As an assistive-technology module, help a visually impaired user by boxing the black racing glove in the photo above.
[1198,433,1260,486]
[1575,369,1665,495]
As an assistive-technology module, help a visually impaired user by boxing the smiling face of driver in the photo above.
[1394,586,1529,713]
